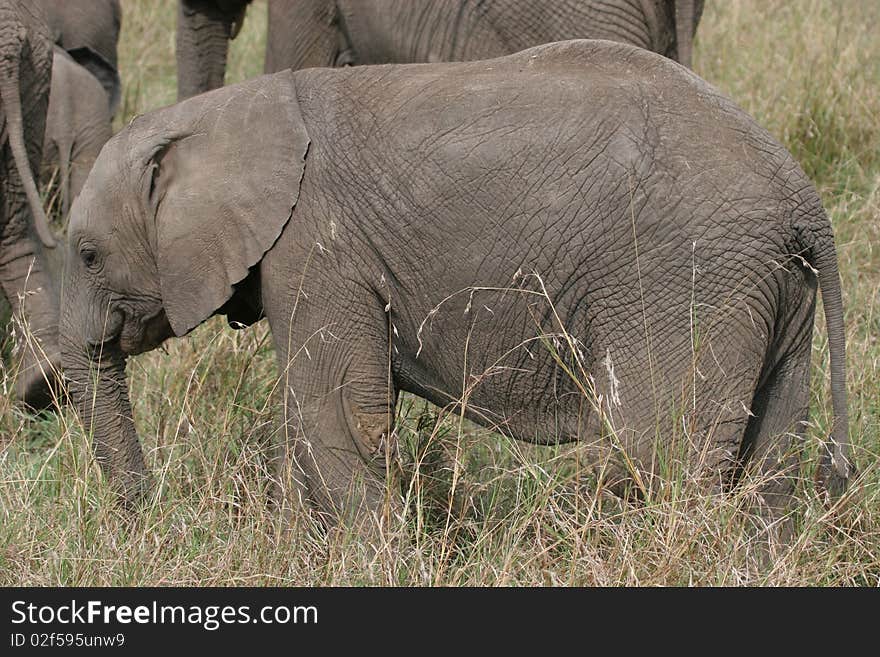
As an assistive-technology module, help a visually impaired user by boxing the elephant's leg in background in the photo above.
[263,259,399,531]
[0,228,61,408]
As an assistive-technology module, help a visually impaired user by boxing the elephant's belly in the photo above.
[394,342,595,445]
[388,283,765,477]
[389,295,609,447]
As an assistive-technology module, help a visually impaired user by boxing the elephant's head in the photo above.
[62,72,308,506]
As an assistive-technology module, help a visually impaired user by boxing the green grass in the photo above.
[1,0,878,585]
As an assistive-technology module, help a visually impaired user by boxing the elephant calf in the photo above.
[35,0,122,115]
[42,47,113,221]
[62,40,851,529]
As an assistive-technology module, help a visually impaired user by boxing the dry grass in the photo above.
[1,0,878,586]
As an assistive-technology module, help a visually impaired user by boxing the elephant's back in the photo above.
[295,39,749,129]
[294,40,670,135]
[293,39,792,179]
[293,39,819,269]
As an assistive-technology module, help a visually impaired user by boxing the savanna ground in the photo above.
[1,0,878,585]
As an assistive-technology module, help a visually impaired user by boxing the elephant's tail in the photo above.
[0,37,56,248]
[799,217,852,497]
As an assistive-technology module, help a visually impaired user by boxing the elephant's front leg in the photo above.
[264,266,399,531]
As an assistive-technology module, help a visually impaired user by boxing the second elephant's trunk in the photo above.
[674,0,696,69]
[176,0,235,100]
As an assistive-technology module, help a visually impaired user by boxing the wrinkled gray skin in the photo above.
[64,41,850,529]
[177,0,702,100]
[32,0,122,115]
[0,0,61,409]
[41,47,112,221]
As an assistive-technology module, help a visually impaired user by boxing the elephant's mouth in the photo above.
[85,304,172,358]
[119,307,174,356]
[86,308,125,357]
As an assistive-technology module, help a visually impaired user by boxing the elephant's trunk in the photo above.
[0,42,55,248]
[62,328,150,508]
[176,0,238,100]
[674,0,696,69]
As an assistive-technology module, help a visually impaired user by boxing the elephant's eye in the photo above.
[80,246,99,270]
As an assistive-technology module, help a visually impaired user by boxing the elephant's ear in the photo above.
[67,47,121,115]
[150,72,309,337]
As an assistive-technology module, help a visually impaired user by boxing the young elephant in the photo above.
[62,41,851,528]
[33,0,122,115]
[42,47,113,221]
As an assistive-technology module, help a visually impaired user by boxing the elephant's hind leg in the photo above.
[738,284,817,540]
[264,270,399,531]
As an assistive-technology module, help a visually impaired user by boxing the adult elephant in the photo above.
[32,0,122,114]
[176,0,703,99]
[0,0,61,409]
[62,41,850,531]
[267,0,705,73]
